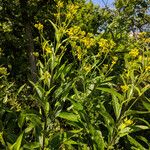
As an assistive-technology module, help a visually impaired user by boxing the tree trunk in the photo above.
[19,0,37,82]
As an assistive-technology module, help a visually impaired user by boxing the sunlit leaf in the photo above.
[10,132,24,150]
[23,142,40,149]
[58,112,80,122]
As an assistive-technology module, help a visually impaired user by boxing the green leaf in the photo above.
[58,112,80,122]
[50,133,63,149]
[97,103,114,127]
[97,87,124,101]
[125,110,150,116]
[45,102,50,115]
[26,113,42,127]
[0,132,6,146]
[21,112,42,130]
[127,135,147,150]
[97,87,123,119]
[10,132,24,150]
[29,81,43,99]
[18,113,25,128]
[88,124,105,150]
[29,81,45,107]
[70,129,83,133]
[69,99,83,111]
[23,142,40,149]
[63,139,78,145]
[131,125,149,131]
[112,95,121,120]
[45,85,55,97]
[97,102,114,141]
[142,101,150,111]
[48,19,60,43]
[25,123,34,133]
[17,84,26,96]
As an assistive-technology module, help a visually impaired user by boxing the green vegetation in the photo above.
[0,0,150,149]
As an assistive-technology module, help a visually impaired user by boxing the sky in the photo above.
[92,0,115,8]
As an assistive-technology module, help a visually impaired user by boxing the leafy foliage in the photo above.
[0,0,150,149]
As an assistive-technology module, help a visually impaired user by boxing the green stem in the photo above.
[41,108,47,150]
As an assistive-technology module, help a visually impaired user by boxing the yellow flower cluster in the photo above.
[129,48,139,57]
[83,64,92,72]
[34,23,43,30]
[67,4,79,15]
[67,26,81,37]
[57,1,64,8]
[54,13,61,19]
[145,66,150,71]
[121,85,129,92]
[44,71,51,79]
[138,32,146,38]
[0,67,7,75]
[98,38,116,53]
[41,71,51,84]
[119,118,133,130]
[45,46,52,54]
[81,36,95,49]
[76,46,82,60]
[67,27,95,49]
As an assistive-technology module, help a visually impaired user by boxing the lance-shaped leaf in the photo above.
[58,112,80,122]
[10,132,24,150]
[97,87,123,119]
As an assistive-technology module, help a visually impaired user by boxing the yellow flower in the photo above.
[119,123,126,130]
[67,4,79,14]
[66,12,72,19]
[109,39,116,49]
[57,1,64,8]
[45,46,52,53]
[129,48,139,57]
[112,61,116,65]
[119,118,133,130]
[145,66,150,71]
[144,38,150,43]
[83,64,92,72]
[98,38,108,52]
[76,46,82,60]
[138,32,146,38]
[0,67,7,75]
[124,118,133,126]
[44,71,51,79]
[41,71,51,83]
[98,38,115,53]
[34,23,43,30]
[81,36,95,49]
[121,85,129,92]
[67,26,81,36]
